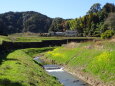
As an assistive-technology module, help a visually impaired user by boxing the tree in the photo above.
[101,30,114,39]
[49,17,64,32]
[102,3,115,13]
[0,19,5,35]
[104,13,115,30]
[87,3,101,14]
[67,19,77,30]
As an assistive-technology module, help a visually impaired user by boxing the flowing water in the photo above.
[34,57,90,86]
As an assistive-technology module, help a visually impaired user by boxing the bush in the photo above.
[101,30,114,39]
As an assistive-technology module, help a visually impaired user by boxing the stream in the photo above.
[34,57,90,86]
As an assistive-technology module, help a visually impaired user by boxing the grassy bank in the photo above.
[43,39,115,85]
[0,36,11,44]
[0,35,98,43]
[9,36,98,42]
[0,48,62,86]
[23,47,54,57]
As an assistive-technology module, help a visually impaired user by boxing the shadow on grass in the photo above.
[0,79,24,86]
[0,49,16,65]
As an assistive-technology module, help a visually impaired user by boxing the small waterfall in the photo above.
[43,65,64,72]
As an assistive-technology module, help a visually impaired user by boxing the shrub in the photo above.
[101,30,114,39]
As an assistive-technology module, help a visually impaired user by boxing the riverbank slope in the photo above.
[42,38,115,86]
[0,48,62,86]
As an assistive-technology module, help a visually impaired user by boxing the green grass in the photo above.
[44,40,115,84]
[0,36,11,44]
[11,36,98,42]
[0,35,113,85]
[0,35,99,44]
[23,47,55,57]
[86,51,115,81]
[7,35,100,42]
[13,37,57,42]
[0,49,62,86]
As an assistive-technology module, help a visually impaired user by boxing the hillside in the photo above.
[0,11,52,35]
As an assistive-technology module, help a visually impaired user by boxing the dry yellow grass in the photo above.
[64,42,80,48]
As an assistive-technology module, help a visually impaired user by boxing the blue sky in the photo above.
[0,0,115,19]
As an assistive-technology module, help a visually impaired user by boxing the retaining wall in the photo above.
[0,39,94,50]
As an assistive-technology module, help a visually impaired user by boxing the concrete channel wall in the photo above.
[0,39,94,50]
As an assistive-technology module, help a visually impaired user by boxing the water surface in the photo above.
[44,65,89,86]
[34,58,90,86]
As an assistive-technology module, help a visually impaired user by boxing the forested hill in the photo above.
[0,11,52,34]
[0,3,115,38]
